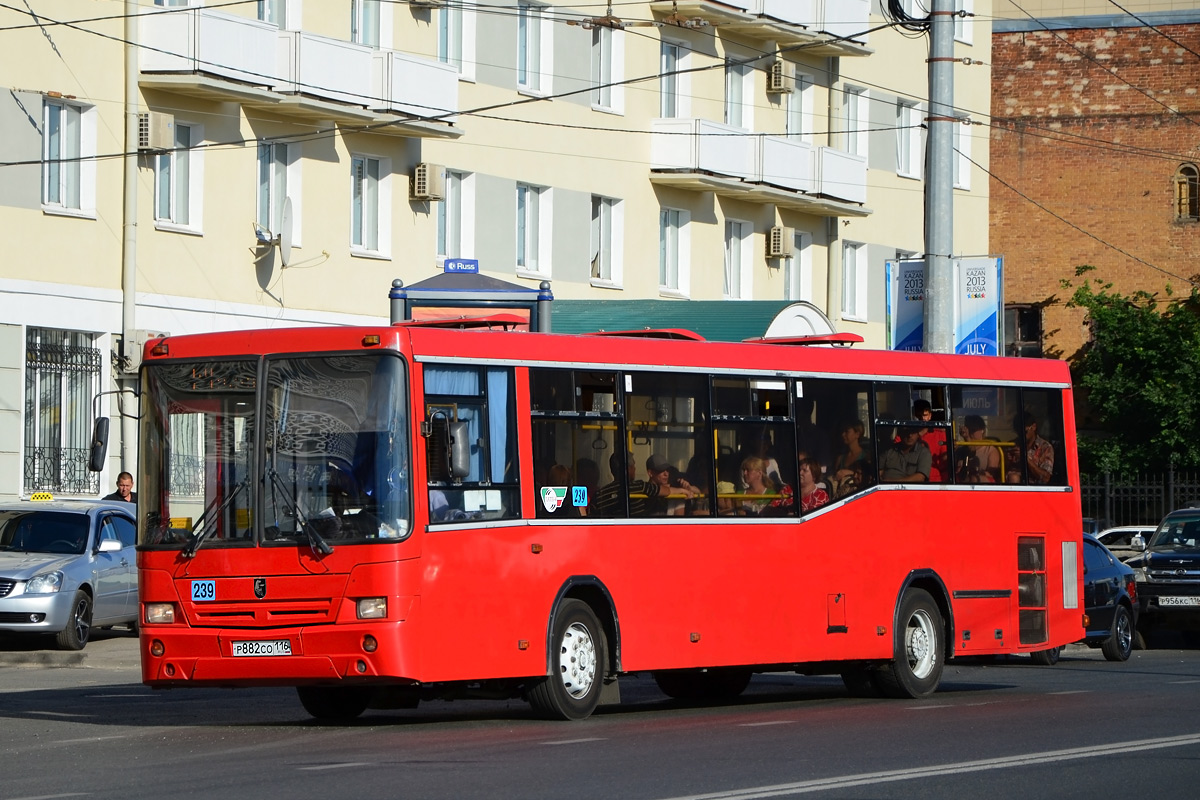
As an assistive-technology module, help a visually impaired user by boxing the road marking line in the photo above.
[27,711,89,718]
[651,732,1200,800]
[1048,690,1089,695]
[1169,679,1200,684]
[298,763,369,771]
[740,721,797,727]
[542,737,605,745]
[7,794,89,800]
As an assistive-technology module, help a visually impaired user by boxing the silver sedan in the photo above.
[0,498,138,650]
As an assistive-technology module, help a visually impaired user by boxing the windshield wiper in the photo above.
[265,468,334,557]
[182,477,249,558]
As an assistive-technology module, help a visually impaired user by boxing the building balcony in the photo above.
[650,0,872,56]
[139,7,459,138]
[650,118,870,217]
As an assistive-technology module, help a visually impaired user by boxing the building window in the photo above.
[155,122,201,228]
[591,26,612,109]
[897,100,922,179]
[24,327,102,495]
[351,154,391,256]
[1175,164,1199,221]
[518,3,546,92]
[954,122,971,190]
[659,208,689,296]
[1005,305,1043,358]
[42,100,81,211]
[352,0,380,47]
[256,142,295,239]
[784,231,813,302]
[516,183,549,276]
[841,241,867,321]
[590,195,622,286]
[440,2,475,78]
[724,220,750,299]
[258,0,286,26]
[786,71,814,143]
[725,59,751,129]
[954,0,974,45]
[842,85,868,158]
[438,170,468,260]
[660,42,680,118]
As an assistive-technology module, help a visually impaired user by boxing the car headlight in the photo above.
[25,571,64,594]
[1131,567,1149,583]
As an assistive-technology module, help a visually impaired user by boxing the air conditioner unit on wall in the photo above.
[766,61,790,94]
[767,226,795,258]
[412,162,446,200]
[137,111,174,151]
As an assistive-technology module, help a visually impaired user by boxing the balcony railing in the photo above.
[371,50,459,122]
[651,118,867,206]
[650,1,870,52]
[275,31,374,107]
[140,8,276,88]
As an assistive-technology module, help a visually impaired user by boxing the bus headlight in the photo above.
[25,571,64,594]
[357,598,387,619]
[144,603,175,624]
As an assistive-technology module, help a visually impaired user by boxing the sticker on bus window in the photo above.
[540,487,567,513]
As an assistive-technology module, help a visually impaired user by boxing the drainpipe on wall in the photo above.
[119,0,139,475]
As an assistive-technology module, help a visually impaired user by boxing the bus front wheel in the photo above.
[528,599,606,720]
[297,686,372,722]
[876,588,944,699]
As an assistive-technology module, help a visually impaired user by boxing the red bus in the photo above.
[135,320,1083,720]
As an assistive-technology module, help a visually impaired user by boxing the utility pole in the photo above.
[924,0,957,354]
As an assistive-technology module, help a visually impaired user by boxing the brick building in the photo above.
[990,10,1200,360]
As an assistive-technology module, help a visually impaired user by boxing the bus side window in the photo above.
[626,372,709,517]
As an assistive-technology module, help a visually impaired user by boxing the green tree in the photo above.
[1065,268,1200,473]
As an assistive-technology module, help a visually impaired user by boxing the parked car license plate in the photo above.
[230,639,292,657]
[1159,596,1200,606]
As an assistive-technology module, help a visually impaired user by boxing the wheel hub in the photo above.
[557,622,597,698]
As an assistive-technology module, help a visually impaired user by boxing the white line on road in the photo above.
[652,732,1200,800]
[1048,690,1090,695]
[740,721,797,727]
[1168,679,1200,684]
[6,794,89,800]
[27,711,90,718]
[298,763,369,771]
[542,737,606,745]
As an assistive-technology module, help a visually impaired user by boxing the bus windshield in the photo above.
[139,353,411,548]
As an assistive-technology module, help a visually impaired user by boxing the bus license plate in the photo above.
[1159,596,1200,607]
[231,640,292,657]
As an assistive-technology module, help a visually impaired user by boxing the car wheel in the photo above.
[1030,645,1062,666]
[527,599,605,720]
[875,589,944,698]
[296,686,372,722]
[56,590,92,651]
[1101,605,1133,662]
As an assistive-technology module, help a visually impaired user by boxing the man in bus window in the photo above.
[912,400,947,482]
[1012,412,1054,485]
[595,452,660,517]
[880,424,931,483]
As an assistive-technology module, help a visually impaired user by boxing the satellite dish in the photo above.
[279,196,294,267]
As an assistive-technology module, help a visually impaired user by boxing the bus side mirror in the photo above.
[423,417,471,481]
[88,417,110,472]
[447,420,471,480]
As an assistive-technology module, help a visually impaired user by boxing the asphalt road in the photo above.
[2,637,1199,800]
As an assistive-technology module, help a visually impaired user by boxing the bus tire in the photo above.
[528,599,605,720]
[1029,645,1062,666]
[654,667,751,701]
[876,588,944,699]
[296,686,372,722]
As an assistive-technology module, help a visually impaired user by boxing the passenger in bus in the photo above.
[715,480,738,515]
[595,451,658,517]
[831,420,869,487]
[1010,411,1054,485]
[737,456,793,516]
[795,398,832,475]
[797,457,829,513]
[880,425,931,482]
[645,454,701,516]
[912,400,948,482]
[956,415,1001,483]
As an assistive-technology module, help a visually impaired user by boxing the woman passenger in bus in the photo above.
[737,456,794,516]
[831,420,869,490]
[797,457,829,513]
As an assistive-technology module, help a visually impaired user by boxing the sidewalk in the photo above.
[0,628,141,669]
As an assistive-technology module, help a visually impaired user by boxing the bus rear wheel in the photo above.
[297,686,373,722]
[653,667,752,701]
[876,588,944,699]
[528,599,605,720]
